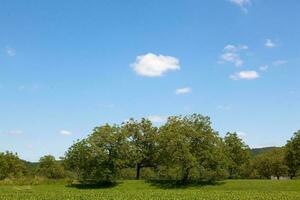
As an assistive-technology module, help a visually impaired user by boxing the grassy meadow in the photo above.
[0,180,300,200]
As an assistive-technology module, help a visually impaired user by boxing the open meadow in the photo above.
[0,180,300,200]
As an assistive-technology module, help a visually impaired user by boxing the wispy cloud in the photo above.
[6,47,16,56]
[259,65,269,71]
[265,39,276,48]
[219,44,248,67]
[60,130,72,136]
[217,105,232,111]
[131,53,180,77]
[175,87,192,95]
[273,60,288,66]
[228,0,251,13]
[1,130,24,136]
[230,70,260,80]
[18,84,41,92]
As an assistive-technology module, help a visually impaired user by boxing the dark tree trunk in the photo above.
[136,164,141,180]
[182,168,190,183]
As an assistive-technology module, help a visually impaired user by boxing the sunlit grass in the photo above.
[0,180,299,200]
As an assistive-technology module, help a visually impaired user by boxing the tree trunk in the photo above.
[136,164,141,180]
[182,168,190,183]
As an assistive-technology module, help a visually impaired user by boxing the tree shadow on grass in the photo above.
[67,181,120,189]
[147,179,225,189]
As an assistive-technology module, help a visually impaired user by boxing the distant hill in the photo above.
[250,147,280,157]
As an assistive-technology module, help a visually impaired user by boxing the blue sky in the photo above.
[0,0,299,161]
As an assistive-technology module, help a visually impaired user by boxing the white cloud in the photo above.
[131,53,180,77]
[273,60,287,66]
[230,70,260,80]
[219,44,248,67]
[60,130,72,136]
[148,115,167,123]
[265,39,276,48]
[175,87,192,95]
[259,65,269,71]
[6,47,16,56]
[229,0,251,13]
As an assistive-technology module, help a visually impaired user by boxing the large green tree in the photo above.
[65,124,129,183]
[158,114,227,182]
[224,132,251,179]
[122,118,159,179]
[285,130,300,179]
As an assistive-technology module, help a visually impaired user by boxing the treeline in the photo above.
[1,114,300,183]
[0,153,66,182]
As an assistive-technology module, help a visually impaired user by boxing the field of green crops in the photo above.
[0,180,299,200]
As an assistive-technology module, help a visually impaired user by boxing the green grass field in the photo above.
[0,180,299,200]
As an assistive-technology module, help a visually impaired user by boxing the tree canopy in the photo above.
[2,114,300,183]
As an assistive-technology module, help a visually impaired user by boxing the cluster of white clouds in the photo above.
[219,44,260,80]
[219,37,286,81]
[220,44,248,67]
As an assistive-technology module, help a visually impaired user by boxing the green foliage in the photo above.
[0,151,26,180]
[158,114,227,182]
[122,118,159,179]
[224,132,251,178]
[285,130,300,179]
[64,139,94,181]
[252,148,288,179]
[52,115,300,183]
[65,124,129,183]
[36,155,65,179]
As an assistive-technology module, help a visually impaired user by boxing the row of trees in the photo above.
[64,114,300,183]
[1,114,300,183]
[0,153,65,180]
